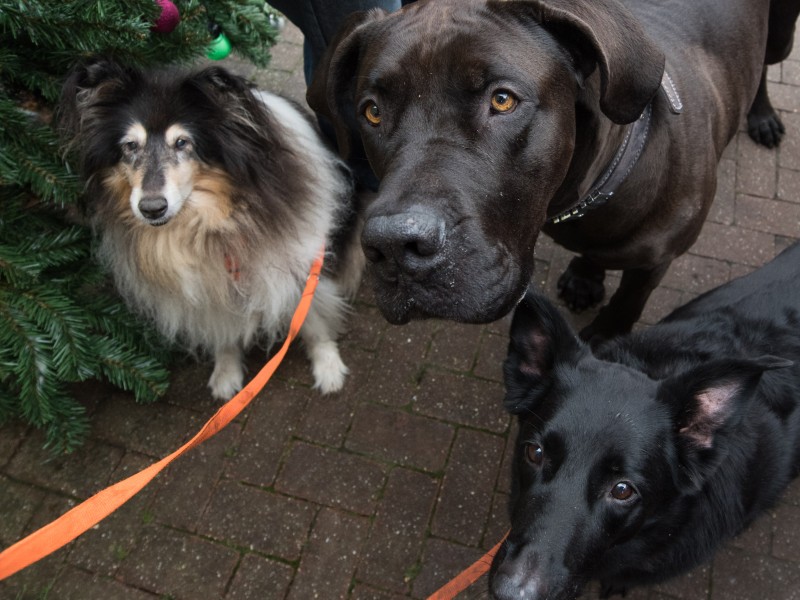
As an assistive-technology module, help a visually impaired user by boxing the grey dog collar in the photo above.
[548,71,681,225]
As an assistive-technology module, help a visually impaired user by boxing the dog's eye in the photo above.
[610,481,636,501]
[490,90,518,113]
[525,442,544,466]
[175,138,189,150]
[364,101,382,126]
[122,141,139,153]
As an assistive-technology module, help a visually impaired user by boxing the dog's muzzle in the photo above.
[361,209,448,281]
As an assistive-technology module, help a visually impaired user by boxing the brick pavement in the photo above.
[2,20,800,600]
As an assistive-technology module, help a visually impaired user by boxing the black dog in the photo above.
[309,0,800,341]
[490,242,800,600]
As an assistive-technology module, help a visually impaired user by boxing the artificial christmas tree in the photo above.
[0,0,280,452]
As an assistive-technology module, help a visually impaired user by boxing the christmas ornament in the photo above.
[207,23,232,60]
[152,0,180,34]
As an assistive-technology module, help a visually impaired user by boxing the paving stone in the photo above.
[0,551,68,600]
[225,554,294,600]
[342,304,388,351]
[735,194,800,238]
[149,423,239,532]
[639,285,686,325]
[350,584,410,600]
[0,421,28,468]
[737,133,778,197]
[356,320,434,408]
[49,567,158,600]
[414,369,509,433]
[295,387,358,449]
[781,60,800,86]
[272,343,316,388]
[160,358,221,412]
[5,434,123,498]
[0,475,45,547]
[68,451,157,576]
[767,81,800,112]
[651,562,711,600]
[428,321,483,372]
[779,112,800,171]
[225,380,309,488]
[661,253,731,296]
[198,480,315,560]
[286,508,370,600]
[357,468,439,594]
[411,537,484,599]
[345,403,454,472]
[484,492,511,552]
[431,428,505,546]
[473,331,509,383]
[727,510,773,555]
[772,504,800,561]
[782,477,800,507]
[118,526,239,599]
[777,167,800,204]
[275,441,385,515]
[91,393,205,458]
[710,545,798,600]
[691,221,776,267]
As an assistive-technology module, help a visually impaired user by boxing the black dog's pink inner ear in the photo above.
[516,330,552,378]
[678,380,742,449]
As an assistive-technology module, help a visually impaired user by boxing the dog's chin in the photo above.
[368,271,525,325]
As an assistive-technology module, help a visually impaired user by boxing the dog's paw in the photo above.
[557,257,605,312]
[208,355,244,401]
[309,341,349,394]
[747,111,785,148]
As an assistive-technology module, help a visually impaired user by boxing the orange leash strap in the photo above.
[0,252,324,581]
[427,531,508,600]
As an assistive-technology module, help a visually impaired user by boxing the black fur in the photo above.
[491,243,800,600]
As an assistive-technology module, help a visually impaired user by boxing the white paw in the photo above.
[310,342,348,394]
[208,358,244,401]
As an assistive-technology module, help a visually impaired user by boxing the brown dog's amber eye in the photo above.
[491,90,517,113]
[610,481,635,501]
[364,101,382,126]
[525,443,544,466]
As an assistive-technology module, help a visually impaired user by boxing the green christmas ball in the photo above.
[207,32,232,60]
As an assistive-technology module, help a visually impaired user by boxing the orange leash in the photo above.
[0,252,324,581]
[427,531,508,600]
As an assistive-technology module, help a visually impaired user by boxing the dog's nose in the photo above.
[139,196,168,220]
[361,210,447,279]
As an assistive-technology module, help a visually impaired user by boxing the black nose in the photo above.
[361,210,447,279]
[139,196,168,220]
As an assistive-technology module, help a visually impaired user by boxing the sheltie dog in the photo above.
[59,58,363,400]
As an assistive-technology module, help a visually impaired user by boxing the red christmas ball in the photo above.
[152,0,180,34]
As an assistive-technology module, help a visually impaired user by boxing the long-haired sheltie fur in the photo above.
[59,58,363,400]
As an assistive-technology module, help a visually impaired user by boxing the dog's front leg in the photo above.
[579,261,671,344]
[299,279,349,394]
[208,344,245,400]
[557,256,606,312]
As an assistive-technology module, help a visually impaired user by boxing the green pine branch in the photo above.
[0,0,279,452]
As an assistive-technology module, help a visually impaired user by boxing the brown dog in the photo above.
[309,0,799,341]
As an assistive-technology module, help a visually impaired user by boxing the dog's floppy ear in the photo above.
[58,57,139,137]
[510,0,664,124]
[503,291,582,414]
[658,355,792,487]
[307,9,387,161]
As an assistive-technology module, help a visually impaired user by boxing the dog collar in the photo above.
[548,71,682,225]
